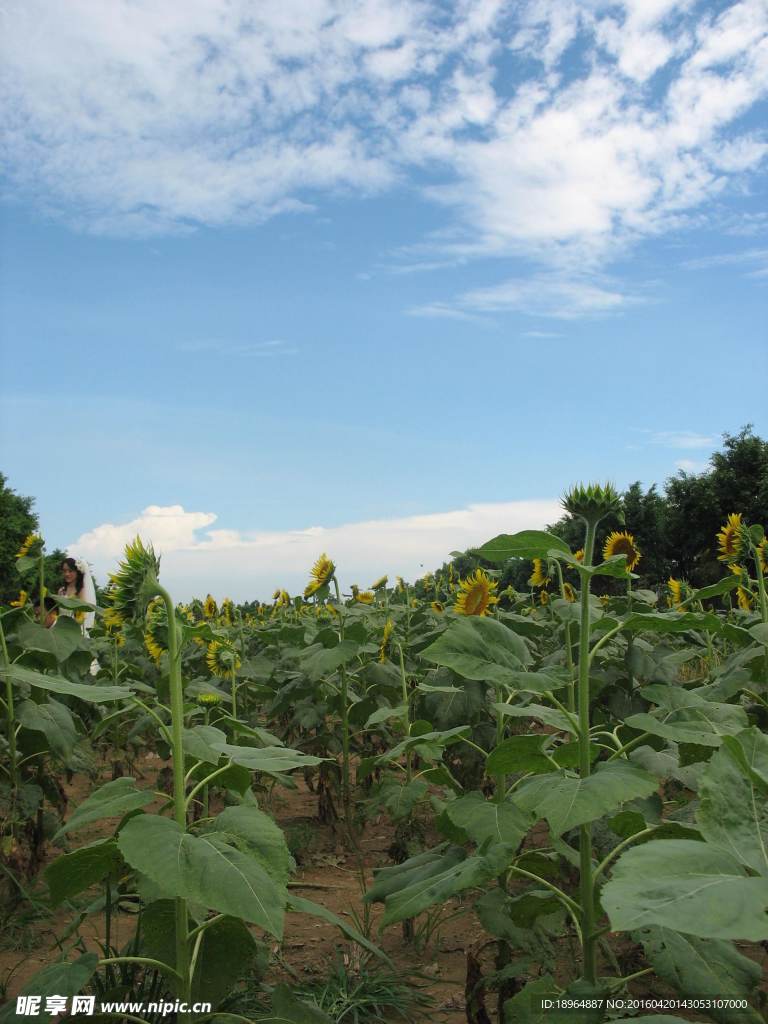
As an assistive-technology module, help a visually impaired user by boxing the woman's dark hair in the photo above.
[61,557,85,593]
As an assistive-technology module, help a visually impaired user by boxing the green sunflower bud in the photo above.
[562,482,622,527]
[108,536,161,620]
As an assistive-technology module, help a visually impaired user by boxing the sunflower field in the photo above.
[1,485,768,1024]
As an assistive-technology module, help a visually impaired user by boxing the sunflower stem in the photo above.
[332,577,352,826]
[0,620,18,813]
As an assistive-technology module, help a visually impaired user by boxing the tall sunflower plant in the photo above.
[8,538,389,1022]
[364,485,768,1016]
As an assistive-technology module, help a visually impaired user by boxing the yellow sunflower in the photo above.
[757,538,768,575]
[370,575,388,591]
[10,590,28,608]
[737,586,754,611]
[354,590,375,605]
[16,533,42,559]
[717,513,743,563]
[379,619,394,662]
[431,600,444,613]
[395,576,405,593]
[454,569,498,616]
[203,594,218,619]
[206,640,241,680]
[539,590,550,607]
[528,558,551,588]
[143,599,167,664]
[220,598,234,624]
[304,553,335,598]
[602,531,641,571]
[562,582,577,603]
[666,577,686,610]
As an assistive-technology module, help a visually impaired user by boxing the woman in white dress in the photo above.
[58,557,97,634]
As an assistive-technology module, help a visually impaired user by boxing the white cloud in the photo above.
[68,498,563,601]
[682,247,768,276]
[651,430,715,449]
[675,458,708,472]
[1,0,767,310]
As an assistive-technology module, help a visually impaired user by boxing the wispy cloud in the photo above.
[175,339,298,356]
[682,247,768,277]
[68,498,563,601]
[521,330,563,339]
[2,0,767,313]
[675,458,708,473]
[651,431,715,450]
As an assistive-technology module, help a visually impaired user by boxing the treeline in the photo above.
[444,426,768,594]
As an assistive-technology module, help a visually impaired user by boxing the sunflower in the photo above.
[143,599,167,664]
[562,582,577,603]
[717,513,743,563]
[666,577,686,610]
[10,590,28,608]
[528,558,551,588]
[737,586,754,611]
[370,575,388,591]
[103,607,125,645]
[109,537,161,619]
[220,598,234,624]
[354,590,375,605]
[454,569,498,617]
[539,590,550,607]
[431,600,444,613]
[206,640,241,680]
[602,531,641,572]
[198,691,222,706]
[203,594,218,619]
[304,553,335,598]
[567,549,585,573]
[379,619,394,662]
[16,533,42,559]
[273,589,291,609]
[562,482,622,525]
[758,538,768,575]
[395,576,405,593]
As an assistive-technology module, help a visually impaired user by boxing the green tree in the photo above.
[0,473,68,606]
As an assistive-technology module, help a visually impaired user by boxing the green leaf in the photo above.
[370,778,428,820]
[17,616,89,663]
[376,725,470,765]
[693,576,740,601]
[365,703,407,728]
[366,844,462,903]
[286,894,392,964]
[0,955,99,1024]
[6,663,132,702]
[634,926,764,1024]
[300,639,360,680]
[622,612,723,634]
[117,814,286,938]
[210,741,326,776]
[493,702,578,734]
[514,762,658,836]
[625,691,749,748]
[721,729,768,791]
[257,984,333,1024]
[421,616,531,685]
[191,915,262,1006]
[697,728,768,876]
[445,792,533,847]
[602,840,768,940]
[487,735,553,775]
[475,531,570,563]
[749,622,768,646]
[17,699,77,760]
[504,670,571,694]
[54,777,154,840]
[208,805,292,885]
[45,840,122,906]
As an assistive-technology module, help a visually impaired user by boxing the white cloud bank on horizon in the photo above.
[67,499,563,602]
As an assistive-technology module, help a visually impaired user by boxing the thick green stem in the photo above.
[577,520,597,984]
[398,645,412,785]
[0,621,18,794]
[753,549,768,684]
[554,560,577,713]
[494,684,505,804]
[156,585,191,1009]
[38,550,45,625]
[332,578,352,821]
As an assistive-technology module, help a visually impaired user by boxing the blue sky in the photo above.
[1,0,766,599]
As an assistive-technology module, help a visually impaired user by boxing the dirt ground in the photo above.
[2,753,767,1023]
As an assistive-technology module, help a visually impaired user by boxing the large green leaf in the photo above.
[6,663,131,702]
[210,740,326,775]
[625,689,748,748]
[503,670,570,694]
[444,792,533,847]
[721,728,768,791]
[421,616,531,685]
[513,762,658,836]
[475,531,570,563]
[257,984,333,1024]
[376,725,470,765]
[487,735,553,775]
[300,639,360,680]
[54,776,155,840]
[117,814,286,938]
[634,926,764,1024]
[45,840,122,906]
[602,840,768,940]
[17,698,77,760]
[622,612,722,634]
[368,843,515,927]
[693,576,740,601]
[697,728,768,876]
[191,915,263,1006]
[17,616,89,663]
[207,805,292,885]
[0,955,99,1024]
[493,702,578,734]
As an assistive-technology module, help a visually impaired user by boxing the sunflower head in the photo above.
[395,576,405,593]
[716,513,744,563]
[666,577,687,610]
[370,575,388,591]
[378,619,395,662]
[10,590,28,608]
[562,482,622,526]
[539,590,550,607]
[304,553,335,598]
[528,558,551,588]
[431,600,444,613]
[602,531,641,572]
[220,598,234,624]
[109,537,161,620]
[562,582,577,603]
[758,538,768,575]
[354,590,375,605]
[16,533,43,560]
[203,594,218,619]
[737,586,754,612]
[206,640,241,680]
[198,691,223,707]
[454,569,498,617]
[143,599,168,664]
